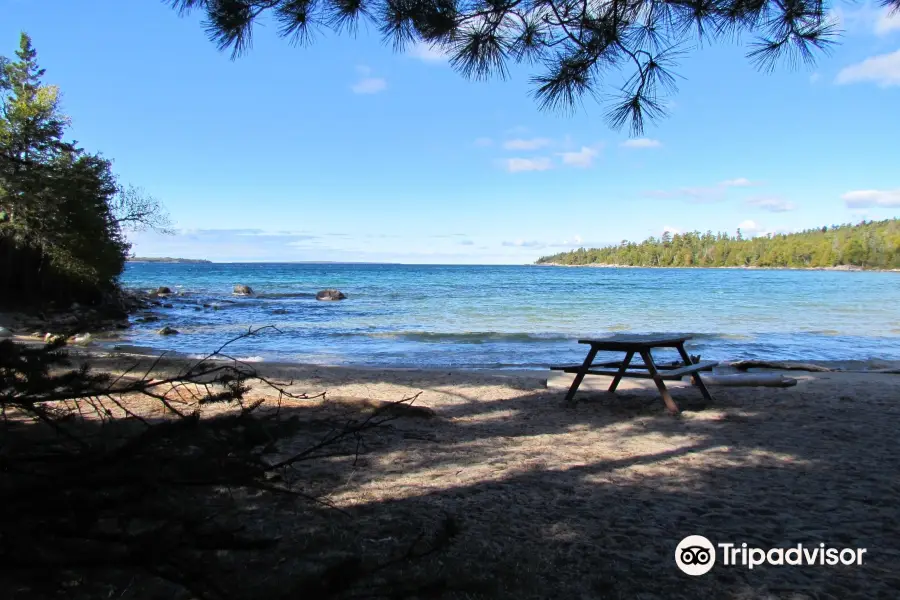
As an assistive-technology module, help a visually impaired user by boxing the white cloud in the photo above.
[737,220,766,236]
[408,41,450,62]
[643,177,757,204]
[502,239,545,248]
[351,76,387,94]
[236,230,313,237]
[876,8,900,34]
[621,138,662,149]
[558,146,599,168]
[574,234,583,244]
[829,3,900,35]
[746,197,796,212]
[474,137,493,147]
[841,189,900,207]
[663,225,680,235]
[721,178,754,187]
[835,49,900,87]
[503,138,552,150]
[504,157,553,173]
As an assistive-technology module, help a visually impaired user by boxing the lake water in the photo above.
[119,263,900,368]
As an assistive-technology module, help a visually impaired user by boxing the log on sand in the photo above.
[702,374,798,387]
[729,360,832,372]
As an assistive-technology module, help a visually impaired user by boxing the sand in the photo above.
[35,347,898,599]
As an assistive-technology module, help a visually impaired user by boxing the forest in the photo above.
[537,220,900,269]
[0,34,167,309]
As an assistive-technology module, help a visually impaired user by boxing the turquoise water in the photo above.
[119,263,900,368]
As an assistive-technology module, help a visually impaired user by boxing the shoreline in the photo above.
[22,338,900,376]
[9,329,900,600]
[535,262,900,272]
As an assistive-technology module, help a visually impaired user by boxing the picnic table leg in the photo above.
[564,346,599,405]
[608,351,634,393]
[639,350,680,415]
[676,344,714,402]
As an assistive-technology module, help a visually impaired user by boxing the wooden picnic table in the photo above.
[551,335,717,414]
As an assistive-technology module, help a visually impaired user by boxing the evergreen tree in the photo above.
[1,33,130,306]
[537,220,900,270]
[168,0,873,133]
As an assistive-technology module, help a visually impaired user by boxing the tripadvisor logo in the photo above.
[676,535,716,575]
[675,535,867,576]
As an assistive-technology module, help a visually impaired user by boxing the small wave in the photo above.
[185,354,266,363]
[334,331,574,344]
[254,292,318,299]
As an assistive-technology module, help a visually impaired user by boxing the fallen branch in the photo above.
[0,328,456,600]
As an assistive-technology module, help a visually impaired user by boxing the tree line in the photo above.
[536,220,900,269]
[0,33,169,309]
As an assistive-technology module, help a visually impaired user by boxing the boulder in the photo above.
[136,315,160,323]
[155,286,173,295]
[233,284,253,295]
[71,333,92,346]
[316,289,347,301]
[157,326,179,336]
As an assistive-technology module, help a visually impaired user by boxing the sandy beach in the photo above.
[34,346,900,599]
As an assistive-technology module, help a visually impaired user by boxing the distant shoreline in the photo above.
[128,257,212,264]
[536,263,900,273]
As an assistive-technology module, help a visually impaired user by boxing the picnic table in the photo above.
[551,335,718,414]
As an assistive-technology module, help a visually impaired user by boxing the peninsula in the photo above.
[537,219,899,270]
[128,257,212,264]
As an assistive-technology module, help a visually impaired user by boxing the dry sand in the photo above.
[51,348,900,599]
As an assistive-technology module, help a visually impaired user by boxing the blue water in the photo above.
[118,263,900,368]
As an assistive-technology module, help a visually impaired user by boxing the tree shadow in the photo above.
[5,351,897,600]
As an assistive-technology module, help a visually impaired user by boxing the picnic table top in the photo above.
[578,334,692,349]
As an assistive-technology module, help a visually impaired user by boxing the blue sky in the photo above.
[2,0,898,263]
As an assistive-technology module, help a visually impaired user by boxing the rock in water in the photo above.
[233,284,253,295]
[0,327,12,338]
[155,286,173,295]
[72,333,92,346]
[157,326,179,335]
[316,289,347,301]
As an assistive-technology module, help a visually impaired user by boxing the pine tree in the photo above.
[166,0,870,134]
[536,220,900,270]
[1,33,130,306]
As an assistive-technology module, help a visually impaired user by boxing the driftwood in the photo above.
[729,360,833,372]
[701,374,798,388]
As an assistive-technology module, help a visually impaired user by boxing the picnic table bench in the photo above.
[551,335,717,414]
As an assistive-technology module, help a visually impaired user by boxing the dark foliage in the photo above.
[537,219,900,268]
[0,329,457,599]
[166,0,898,133]
[0,34,166,310]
